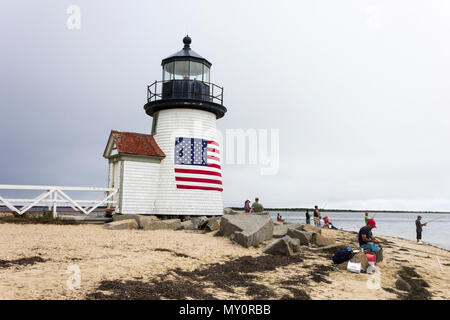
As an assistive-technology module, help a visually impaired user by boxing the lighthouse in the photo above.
[103,36,227,216]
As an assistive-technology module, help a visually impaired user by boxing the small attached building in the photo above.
[103,130,165,214]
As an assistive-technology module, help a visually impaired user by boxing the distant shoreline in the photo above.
[230,207,450,214]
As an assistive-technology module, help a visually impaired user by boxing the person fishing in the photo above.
[364,212,370,224]
[358,219,383,254]
[313,205,320,227]
[416,215,427,244]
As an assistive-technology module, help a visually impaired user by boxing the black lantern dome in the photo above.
[144,36,227,119]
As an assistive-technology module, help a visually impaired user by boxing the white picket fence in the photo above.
[0,185,118,218]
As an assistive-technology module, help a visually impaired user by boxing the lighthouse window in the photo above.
[163,62,174,81]
[203,66,210,83]
[174,61,189,80]
[189,62,203,81]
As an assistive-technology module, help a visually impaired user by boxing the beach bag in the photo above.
[332,247,353,264]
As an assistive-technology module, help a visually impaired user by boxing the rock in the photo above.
[395,279,412,292]
[311,233,335,247]
[262,236,294,256]
[300,224,322,234]
[139,218,181,231]
[161,219,182,230]
[349,251,369,272]
[286,228,312,245]
[219,214,274,248]
[288,237,301,253]
[181,220,196,230]
[140,219,168,230]
[112,214,141,223]
[312,243,348,254]
[273,224,289,238]
[223,208,240,215]
[191,216,209,229]
[104,219,138,230]
[136,215,159,229]
[206,217,221,231]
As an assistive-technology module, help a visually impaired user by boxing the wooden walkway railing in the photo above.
[0,185,118,218]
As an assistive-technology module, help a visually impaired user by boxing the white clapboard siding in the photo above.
[153,108,224,216]
[121,160,160,214]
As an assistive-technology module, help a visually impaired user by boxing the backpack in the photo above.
[332,247,353,265]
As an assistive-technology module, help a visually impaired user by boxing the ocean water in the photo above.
[268,211,450,250]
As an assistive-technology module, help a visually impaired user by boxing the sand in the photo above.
[0,222,449,300]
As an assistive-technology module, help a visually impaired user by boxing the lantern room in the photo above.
[144,35,227,119]
[161,35,211,83]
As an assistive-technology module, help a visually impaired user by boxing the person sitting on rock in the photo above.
[323,215,331,228]
[244,200,251,213]
[358,219,383,253]
[251,198,264,213]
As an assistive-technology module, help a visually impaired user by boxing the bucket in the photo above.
[366,252,376,263]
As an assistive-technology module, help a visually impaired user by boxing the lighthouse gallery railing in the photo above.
[147,80,224,105]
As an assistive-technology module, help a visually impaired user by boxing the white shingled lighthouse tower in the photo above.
[104,36,227,216]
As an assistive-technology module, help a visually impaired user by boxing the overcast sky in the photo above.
[1,0,450,211]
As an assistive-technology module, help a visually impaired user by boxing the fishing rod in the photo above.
[424,216,444,224]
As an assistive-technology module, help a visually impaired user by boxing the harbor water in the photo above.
[269,211,450,250]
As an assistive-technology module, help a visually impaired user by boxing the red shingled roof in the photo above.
[110,130,165,157]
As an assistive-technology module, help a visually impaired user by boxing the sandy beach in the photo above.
[0,222,449,300]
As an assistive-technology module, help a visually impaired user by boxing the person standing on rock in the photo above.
[251,198,264,213]
[313,206,320,227]
[305,210,311,224]
[365,212,370,224]
[416,216,427,244]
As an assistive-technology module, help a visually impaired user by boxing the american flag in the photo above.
[174,137,223,192]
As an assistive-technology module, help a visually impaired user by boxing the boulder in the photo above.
[181,220,196,230]
[191,216,209,229]
[112,214,141,223]
[223,208,240,215]
[136,215,159,229]
[286,228,312,245]
[262,236,294,256]
[312,243,348,254]
[395,279,412,292]
[219,214,274,248]
[300,224,322,234]
[161,219,182,230]
[273,224,289,238]
[104,219,138,230]
[288,237,301,253]
[139,218,181,231]
[206,217,221,232]
[140,219,169,231]
[311,233,335,247]
[349,251,369,272]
